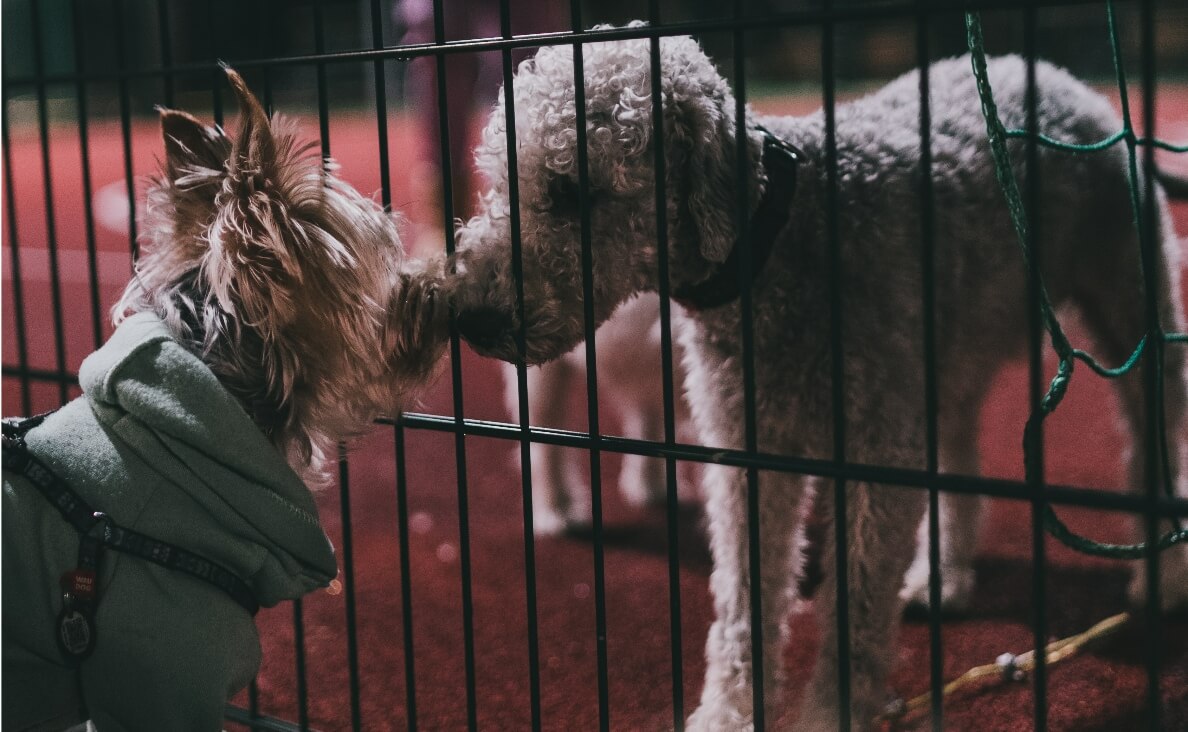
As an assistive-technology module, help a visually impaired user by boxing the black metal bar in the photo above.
[729,6,767,729]
[565,5,612,730]
[293,598,310,731]
[1,0,1123,88]
[2,96,33,416]
[427,0,479,726]
[29,0,70,407]
[249,680,260,725]
[1,365,79,384]
[157,0,175,108]
[821,2,851,728]
[391,410,1188,517]
[259,0,274,114]
[224,703,321,732]
[72,0,103,351]
[1022,12,1048,729]
[914,8,944,730]
[0,343,1182,523]
[393,423,418,730]
[1137,1,1163,727]
[337,450,363,731]
[368,0,392,211]
[112,0,138,261]
[497,1,543,728]
[304,24,362,723]
[646,2,685,727]
[313,0,330,157]
[267,21,294,722]
[208,1,224,128]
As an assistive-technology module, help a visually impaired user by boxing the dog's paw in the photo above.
[532,500,591,538]
[1127,550,1188,612]
[899,562,976,616]
[617,455,668,509]
[686,701,753,732]
[532,509,572,538]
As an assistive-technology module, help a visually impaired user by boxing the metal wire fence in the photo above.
[3,0,1188,730]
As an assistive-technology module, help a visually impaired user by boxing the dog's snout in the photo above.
[455,306,516,352]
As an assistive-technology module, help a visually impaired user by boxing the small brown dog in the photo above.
[3,68,444,730]
[129,68,446,478]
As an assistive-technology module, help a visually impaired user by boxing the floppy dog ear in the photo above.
[660,47,741,265]
[682,107,739,263]
[665,98,741,264]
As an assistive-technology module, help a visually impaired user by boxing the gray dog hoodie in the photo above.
[3,312,338,731]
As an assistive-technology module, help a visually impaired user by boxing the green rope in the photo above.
[1003,128,1188,154]
[965,8,1188,559]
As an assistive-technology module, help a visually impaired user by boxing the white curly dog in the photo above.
[447,27,1188,730]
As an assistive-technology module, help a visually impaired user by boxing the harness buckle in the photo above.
[87,512,112,541]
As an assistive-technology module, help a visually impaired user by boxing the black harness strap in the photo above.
[672,125,803,311]
[2,414,260,617]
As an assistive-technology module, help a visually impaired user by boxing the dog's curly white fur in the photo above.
[118,69,445,480]
[448,26,1188,729]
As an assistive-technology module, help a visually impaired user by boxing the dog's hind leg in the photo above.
[1138,330,1188,611]
[900,405,984,614]
[1074,201,1188,611]
[798,482,926,732]
[687,467,809,731]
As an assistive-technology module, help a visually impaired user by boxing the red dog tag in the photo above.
[61,569,96,602]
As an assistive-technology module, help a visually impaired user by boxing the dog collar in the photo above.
[672,125,801,311]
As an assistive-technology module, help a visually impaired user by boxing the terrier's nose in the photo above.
[455,306,516,351]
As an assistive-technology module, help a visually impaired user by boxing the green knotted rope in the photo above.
[965,5,1188,558]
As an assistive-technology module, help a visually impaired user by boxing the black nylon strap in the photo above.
[673,125,802,311]
[3,415,260,616]
[98,519,260,615]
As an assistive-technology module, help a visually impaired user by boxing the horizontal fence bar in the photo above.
[2,365,78,384]
[1,0,1108,90]
[392,413,1188,518]
[224,705,320,732]
[5,361,1184,518]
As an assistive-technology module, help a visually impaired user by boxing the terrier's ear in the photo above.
[159,107,225,174]
[224,65,276,178]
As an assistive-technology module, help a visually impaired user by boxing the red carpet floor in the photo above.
[4,96,1188,730]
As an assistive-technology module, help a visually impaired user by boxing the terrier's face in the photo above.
[449,30,746,365]
[117,68,444,475]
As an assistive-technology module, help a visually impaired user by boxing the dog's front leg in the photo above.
[798,482,925,731]
[505,359,592,536]
[616,407,668,509]
[688,466,809,731]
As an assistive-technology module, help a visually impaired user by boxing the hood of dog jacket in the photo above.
[61,311,339,607]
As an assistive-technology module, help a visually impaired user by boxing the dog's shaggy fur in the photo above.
[4,70,447,730]
[448,27,1188,729]
[118,69,445,479]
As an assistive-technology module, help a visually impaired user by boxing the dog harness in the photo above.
[2,412,260,663]
[672,125,802,311]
